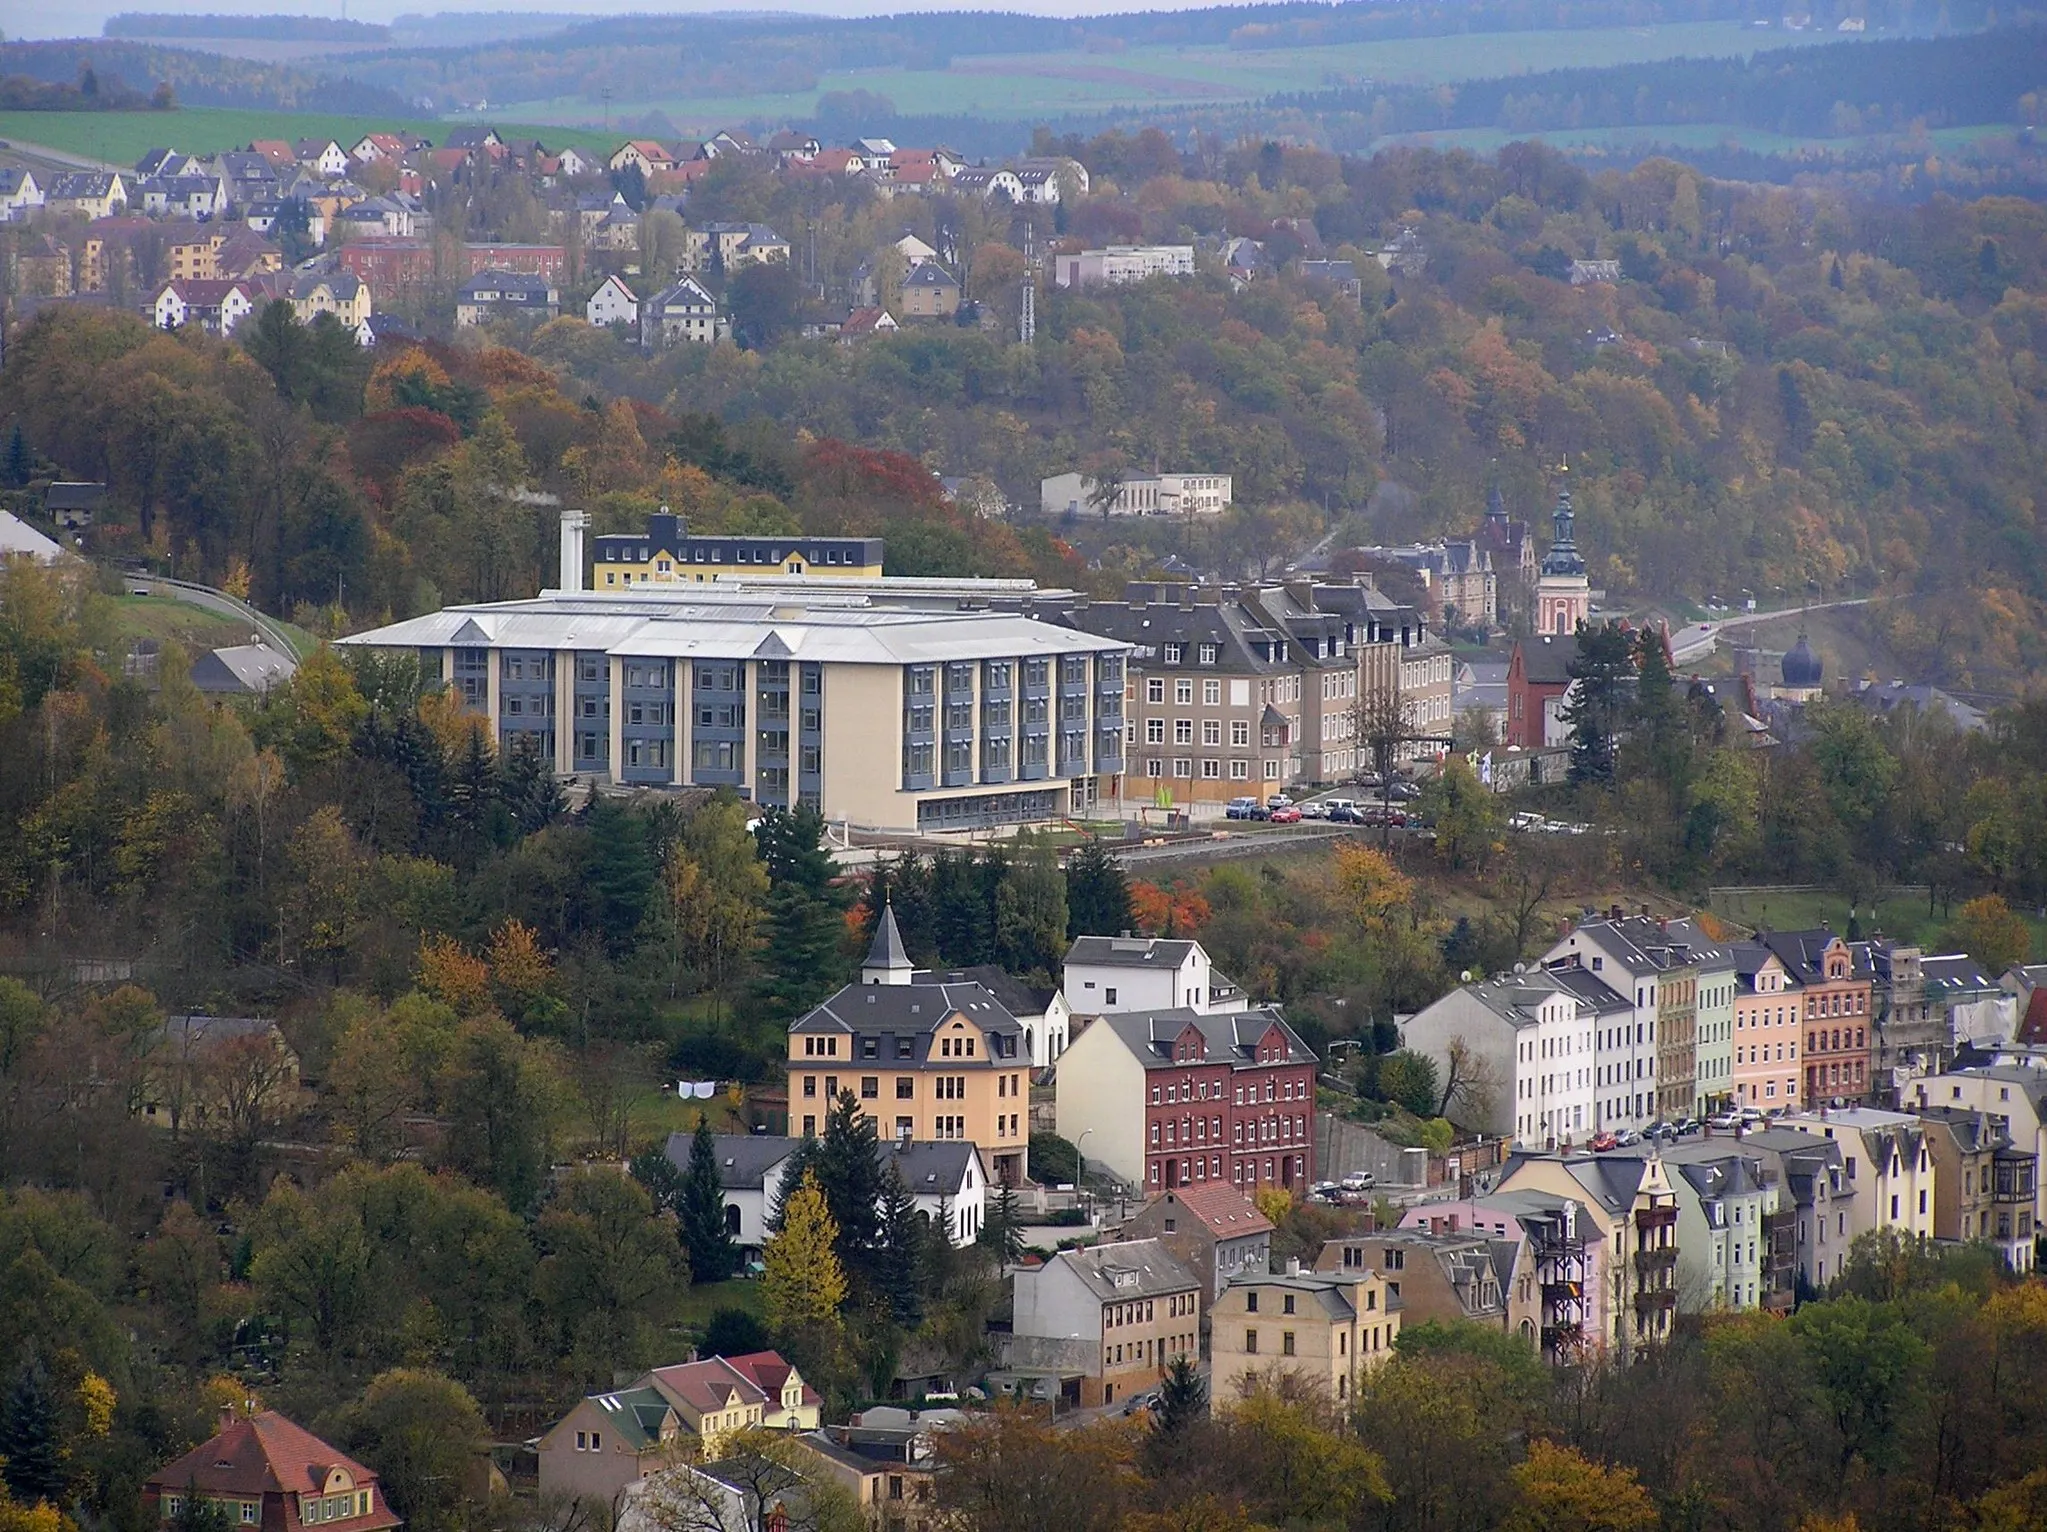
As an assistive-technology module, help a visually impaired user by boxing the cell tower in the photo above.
[1019,218,1037,346]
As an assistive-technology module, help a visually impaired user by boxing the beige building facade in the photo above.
[1209,1268,1400,1406]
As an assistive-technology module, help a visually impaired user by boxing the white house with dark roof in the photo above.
[1063,935,1245,1018]
[0,167,42,221]
[586,272,639,328]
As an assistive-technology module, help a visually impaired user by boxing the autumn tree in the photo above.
[762,1172,846,1339]
[1946,894,2031,976]
[1506,1439,1657,1532]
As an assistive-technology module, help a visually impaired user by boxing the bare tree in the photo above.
[1437,1035,1499,1127]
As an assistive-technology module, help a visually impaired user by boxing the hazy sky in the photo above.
[0,0,1231,42]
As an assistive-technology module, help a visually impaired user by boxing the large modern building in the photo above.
[593,509,883,585]
[337,527,1128,833]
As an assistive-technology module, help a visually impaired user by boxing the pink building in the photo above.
[1733,944,1802,1112]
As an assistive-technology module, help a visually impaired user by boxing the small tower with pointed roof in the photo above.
[861,900,915,986]
[1536,464,1590,637]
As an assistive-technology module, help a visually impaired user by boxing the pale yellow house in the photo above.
[1209,1267,1400,1406]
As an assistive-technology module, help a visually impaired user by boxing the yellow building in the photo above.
[787,907,1030,1184]
[594,509,882,586]
[1208,1266,1401,1406]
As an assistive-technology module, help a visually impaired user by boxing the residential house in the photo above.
[1780,1106,1936,1245]
[1401,970,1595,1146]
[294,139,351,177]
[1053,1003,1317,1194]
[611,141,679,176]
[586,273,639,328]
[942,964,1070,1069]
[1919,1106,2037,1271]
[790,1409,962,1532]
[337,238,436,293]
[330,196,416,241]
[1296,258,1362,300]
[145,1412,400,1532]
[662,1133,798,1255]
[1373,226,1428,275]
[1062,935,1243,1019]
[0,167,43,220]
[900,262,961,319]
[1488,1150,1681,1354]
[1121,1183,1274,1300]
[1010,161,1070,204]
[139,1015,299,1135]
[643,277,725,346]
[684,222,789,272]
[44,481,105,532]
[1733,942,1804,1113]
[839,305,899,339]
[538,1352,820,1502]
[1740,1126,1853,1294]
[191,643,298,696]
[455,269,558,326]
[1050,245,1194,288]
[350,132,426,165]
[286,273,372,328]
[765,131,823,165]
[0,512,64,565]
[1209,1266,1399,1404]
[1398,630,1455,755]
[1545,916,1703,1127]
[247,139,297,170]
[1504,632,1579,749]
[443,127,504,153]
[151,279,257,337]
[1656,1146,1780,1311]
[1040,472,1232,518]
[1402,1192,1606,1359]
[46,172,128,219]
[1010,1238,1202,1408]
[1570,258,1622,285]
[950,167,1025,201]
[1909,1065,2047,1233]
[461,243,567,279]
[1765,929,1876,1105]
[1315,1227,1510,1331]
[788,908,1031,1184]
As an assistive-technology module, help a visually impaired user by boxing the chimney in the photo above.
[1286,1257,1302,1276]
[559,507,589,593]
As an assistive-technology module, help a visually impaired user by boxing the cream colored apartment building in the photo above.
[1209,1267,1400,1406]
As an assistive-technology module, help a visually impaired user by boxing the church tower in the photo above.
[1536,469,1590,637]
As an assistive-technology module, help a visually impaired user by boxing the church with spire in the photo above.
[1475,481,1539,603]
[1535,472,1590,637]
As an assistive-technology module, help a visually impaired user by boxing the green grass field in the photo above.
[1381,120,2019,156]
[102,591,320,659]
[503,20,1846,131]
[0,106,613,167]
[1710,888,2047,956]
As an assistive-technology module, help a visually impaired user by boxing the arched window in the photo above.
[724,1204,741,1237]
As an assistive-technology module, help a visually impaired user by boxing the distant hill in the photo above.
[0,40,413,115]
[104,14,392,42]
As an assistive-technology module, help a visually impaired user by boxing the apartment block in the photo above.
[1210,1266,1400,1405]
[593,508,882,585]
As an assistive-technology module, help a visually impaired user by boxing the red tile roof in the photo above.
[646,1358,766,1416]
[1155,1183,1274,1238]
[722,1351,821,1409]
[148,1413,399,1531]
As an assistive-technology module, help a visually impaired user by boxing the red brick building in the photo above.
[462,243,567,280]
[337,239,435,293]
[145,1412,401,1532]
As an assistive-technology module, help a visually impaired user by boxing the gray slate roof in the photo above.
[1086,1005,1311,1070]
[1066,936,1198,969]
[1045,1237,1198,1301]
[792,978,1023,1054]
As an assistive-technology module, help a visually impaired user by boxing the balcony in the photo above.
[1541,1321,1585,1356]
[1540,1279,1583,1307]
[1634,1287,1677,1318]
[1634,1246,1677,1276]
[1635,1203,1678,1231]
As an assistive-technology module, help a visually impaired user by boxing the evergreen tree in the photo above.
[753,885,847,1018]
[498,747,565,836]
[929,849,993,965]
[978,1181,1023,1266]
[876,1161,924,1328]
[995,836,1068,980]
[172,1492,237,1532]
[762,1172,847,1337]
[3,424,29,489]
[680,1117,739,1284]
[629,1144,684,1213]
[1563,622,1635,788]
[767,1136,824,1232]
[445,727,502,863]
[1628,626,1684,787]
[0,1356,64,1505]
[754,804,836,898]
[585,797,657,954]
[1065,834,1132,939]
[816,1090,883,1287]
[862,855,936,963]
[1155,1352,1208,1435]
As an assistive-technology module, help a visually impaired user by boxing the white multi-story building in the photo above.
[1050,244,1195,288]
[1039,472,1232,518]
[1401,971,1595,1147]
[1061,935,1245,1018]
[336,525,1129,835]
[1543,929,1663,1134]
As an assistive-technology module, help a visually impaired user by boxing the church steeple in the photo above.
[1486,482,1508,525]
[1535,461,1590,636]
[861,899,914,986]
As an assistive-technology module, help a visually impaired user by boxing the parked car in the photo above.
[1328,805,1365,824]
[1614,1128,1641,1147]
[1589,1131,1619,1152]
[1388,780,1420,800]
[1341,1170,1376,1190]
[1266,794,1294,810]
[1298,800,1329,819]
[1122,1387,1162,1417]
[1509,811,1546,831]
[1362,805,1407,827]
[1225,796,1268,820]
[1269,805,1303,824]
[1324,798,1357,816]
[1705,1110,1742,1130]
[1672,1116,1701,1136]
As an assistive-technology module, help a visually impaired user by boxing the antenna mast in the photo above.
[1020,217,1036,345]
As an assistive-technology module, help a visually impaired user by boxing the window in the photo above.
[243,1508,258,1526]
[1281,1331,1295,1356]
[1231,720,1250,747]
[1147,677,1165,704]
[1202,720,1222,746]
[1244,1329,1258,1353]
[1199,644,1219,666]
[1230,760,1249,780]
[1146,719,1165,744]
[861,1076,879,1098]
[1164,644,1183,664]
[896,1077,914,1099]
[1246,1292,1259,1313]
[1174,719,1193,744]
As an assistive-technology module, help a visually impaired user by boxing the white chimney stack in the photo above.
[559,508,589,593]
